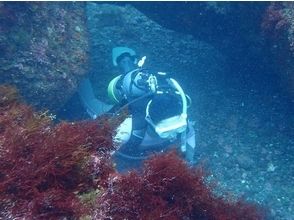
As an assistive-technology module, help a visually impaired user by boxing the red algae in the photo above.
[0,85,115,219]
[0,86,266,219]
[95,151,266,220]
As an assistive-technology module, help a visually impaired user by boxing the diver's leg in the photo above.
[185,124,196,165]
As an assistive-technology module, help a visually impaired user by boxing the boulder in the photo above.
[262,2,294,98]
[0,2,89,112]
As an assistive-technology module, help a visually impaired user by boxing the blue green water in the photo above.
[1,2,293,219]
[76,3,293,219]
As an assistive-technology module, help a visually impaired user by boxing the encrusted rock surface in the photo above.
[262,2,294,98]
[0,2,89,112]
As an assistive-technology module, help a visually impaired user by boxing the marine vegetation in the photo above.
[94,151,265,220]
[0,85,265,219]
[0,85,114,219]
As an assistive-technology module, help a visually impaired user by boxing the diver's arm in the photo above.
[78,78,113,119]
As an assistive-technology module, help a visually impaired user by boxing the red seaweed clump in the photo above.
[0,86,266,219]
[0,85,115,219]
[95,151,265,220]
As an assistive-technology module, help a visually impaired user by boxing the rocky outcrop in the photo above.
[262,2,294,98]
[0,2,89,112]
[86,3,227,109]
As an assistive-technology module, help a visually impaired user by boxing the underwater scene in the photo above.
[0,2,293,220]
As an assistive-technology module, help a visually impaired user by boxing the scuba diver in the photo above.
[79,47,196,172]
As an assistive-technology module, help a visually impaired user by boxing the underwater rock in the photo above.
[0,2,89,112]
[86,3,227,108]
[262,2,294,98]
[131,2,267,43]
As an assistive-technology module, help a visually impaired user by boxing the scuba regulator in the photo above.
[108,56,159,103]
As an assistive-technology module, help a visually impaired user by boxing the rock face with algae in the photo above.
[262,2,294,98]
[0,2,89,112]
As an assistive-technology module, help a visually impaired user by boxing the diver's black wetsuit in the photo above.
[112,54,185,171]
